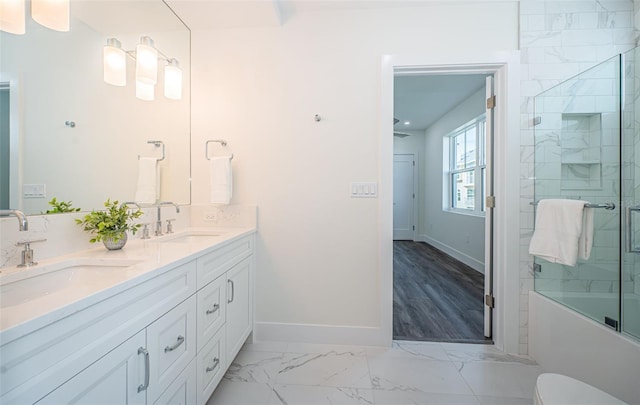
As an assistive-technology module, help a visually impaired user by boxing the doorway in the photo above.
[392,73,491,343]
[379,53,521,352]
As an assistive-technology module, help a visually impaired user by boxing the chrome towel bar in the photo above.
[206,139,234,161]
[529,201,616,210]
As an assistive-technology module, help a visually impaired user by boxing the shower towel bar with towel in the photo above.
[530,201,615,210]
[138,140,165,161]
[206,139,233,160]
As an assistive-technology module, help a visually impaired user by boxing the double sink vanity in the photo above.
[0,226,255,404]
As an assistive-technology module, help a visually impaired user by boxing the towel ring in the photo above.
[206,139,234,161]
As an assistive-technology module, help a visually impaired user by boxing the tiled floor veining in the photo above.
[207,340,544,405]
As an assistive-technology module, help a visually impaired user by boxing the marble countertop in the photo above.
[0,226,255,343]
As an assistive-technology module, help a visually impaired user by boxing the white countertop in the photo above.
[0,227,255,344]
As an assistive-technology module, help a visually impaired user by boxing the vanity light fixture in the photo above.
[102,36,183,101]
[0,0,26,34]
[136,80,154,101]
[136,36,158,85]
[31,0,69,32]
[164,59,182,100]
[0,0,69,34]
[103,38,126,86]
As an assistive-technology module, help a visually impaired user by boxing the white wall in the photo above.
[422,87,486,272]
[191,2,518,343]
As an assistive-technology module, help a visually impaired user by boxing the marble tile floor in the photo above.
[207,340,544,405]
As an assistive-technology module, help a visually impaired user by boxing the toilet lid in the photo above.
[536,373,627,405]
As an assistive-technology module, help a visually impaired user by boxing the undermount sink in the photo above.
[154,230,225,244]
[0,258,143,309]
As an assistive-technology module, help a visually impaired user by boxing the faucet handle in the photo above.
[140,223,151,240]
[16,239,46,268]
[166,219,175,234]
[16,238,47,247]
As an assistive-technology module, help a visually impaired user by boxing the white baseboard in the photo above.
[417,234,484,273]
[254,322,390,347]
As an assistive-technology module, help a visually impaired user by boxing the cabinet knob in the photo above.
[206,303,220,315]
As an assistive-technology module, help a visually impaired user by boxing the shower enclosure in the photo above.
[533,46,640,341]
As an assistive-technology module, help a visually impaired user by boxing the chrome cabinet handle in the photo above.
[627,206,640,253]
[138,347,150,393]
[206,303,220,315]
[206,357,220,372]
[164,335,185,352]
[228,279,235,303]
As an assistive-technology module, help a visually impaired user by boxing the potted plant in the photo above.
[76,199,143,250]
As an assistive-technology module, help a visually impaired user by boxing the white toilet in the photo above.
[534,373,628,405]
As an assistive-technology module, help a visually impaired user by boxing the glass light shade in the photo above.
[0,0,25,35]
[103,38,126,86]
[136,36,158,85]
[31,0,69,32]
[164,59,182,100]
[136,80,154,101]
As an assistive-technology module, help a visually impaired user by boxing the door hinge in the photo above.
[486,195,496,208]
[413,161,415,166]
[413,193,415,199]
[485,294,495,309]
[486,95,496,109]
[412,225,415,231]
[533,116,542,126]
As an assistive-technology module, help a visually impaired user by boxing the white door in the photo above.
[226,256,252,362]
[393,154,415,240]
[484,75,495,339]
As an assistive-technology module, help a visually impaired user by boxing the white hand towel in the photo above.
[134,157,158,204]
[528,199,591,267]
[210,156,232,204]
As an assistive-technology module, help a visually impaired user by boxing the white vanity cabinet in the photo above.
[0,231,255,405]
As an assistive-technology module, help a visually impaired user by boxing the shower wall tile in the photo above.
[519,0,636,355]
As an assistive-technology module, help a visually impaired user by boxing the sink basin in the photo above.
[0,258,143,308]
[155,230,225,244]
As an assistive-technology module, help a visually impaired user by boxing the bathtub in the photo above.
[529,291,640,404]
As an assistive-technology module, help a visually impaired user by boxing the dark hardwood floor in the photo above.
[393,240,490,343]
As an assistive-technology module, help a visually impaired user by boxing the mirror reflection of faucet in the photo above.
[0,209,29,231]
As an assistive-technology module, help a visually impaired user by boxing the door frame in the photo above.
[378,51,521,353]
[393,153,418,241]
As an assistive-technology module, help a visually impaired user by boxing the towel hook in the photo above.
[206,139,234,161]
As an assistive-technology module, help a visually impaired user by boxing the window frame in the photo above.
[444,114,486,216]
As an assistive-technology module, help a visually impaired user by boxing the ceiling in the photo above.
[394,74,486,132]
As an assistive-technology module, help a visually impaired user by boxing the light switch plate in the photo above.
[350,182,377,198]
[23,184,46,198]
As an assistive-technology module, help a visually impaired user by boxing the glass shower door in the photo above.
[533,54,622,329]
[622,46,640,339]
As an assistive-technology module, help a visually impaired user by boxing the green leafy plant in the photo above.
[75,199,143,243]
[44,197,81,214]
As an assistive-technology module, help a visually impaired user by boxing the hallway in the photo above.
[393,241,488,343]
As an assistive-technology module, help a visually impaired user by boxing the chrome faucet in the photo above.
[120,201,142,210]
[0,209,28,231]
[155,202,180,236]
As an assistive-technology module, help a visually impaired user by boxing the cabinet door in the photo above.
[225,256,253,362]
[36,331,146,405]
[146,295,197,404]
[197,275,226,352]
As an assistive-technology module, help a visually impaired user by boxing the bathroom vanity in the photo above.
[0,227,255,404]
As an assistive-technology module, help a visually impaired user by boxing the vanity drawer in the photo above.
[153,357,197,405]
[197,235,253,288]
[196,328,226,405]
[197,275,226,352]
[146,295,197,404]
[0,260,197,405]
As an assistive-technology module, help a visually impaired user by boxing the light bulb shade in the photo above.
[103,38,126,86]
[136,36,157,85]
[31,0,69,32]
[164,59,182,100]
[136,80,154,101]
[0,0,25,34]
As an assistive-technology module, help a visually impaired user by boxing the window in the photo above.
[444,115,486,215]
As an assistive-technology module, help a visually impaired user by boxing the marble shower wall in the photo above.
[519,0,636,355]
